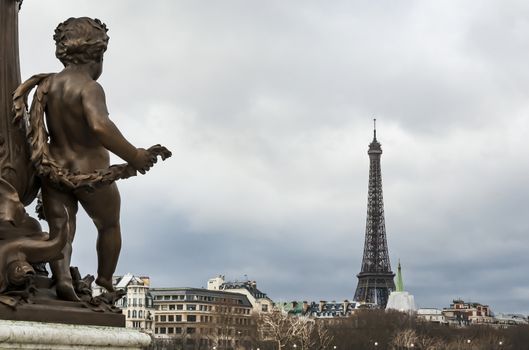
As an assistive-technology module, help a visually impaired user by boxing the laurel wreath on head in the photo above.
[12,74,171,191]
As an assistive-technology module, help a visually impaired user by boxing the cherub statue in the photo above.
[12,17,171,302]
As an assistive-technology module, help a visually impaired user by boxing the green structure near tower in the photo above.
[396,260,404,293]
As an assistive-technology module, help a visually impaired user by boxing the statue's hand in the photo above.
[129,145,172,175]
[130,148,155,174]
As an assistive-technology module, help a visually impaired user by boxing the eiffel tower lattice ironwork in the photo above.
[354,120,395,308]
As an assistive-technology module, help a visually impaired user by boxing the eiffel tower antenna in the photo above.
[354,121,395,308]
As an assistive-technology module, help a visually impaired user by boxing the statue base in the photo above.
[0,275,125,327]
[0,299,125,327]
[0,319,151,349]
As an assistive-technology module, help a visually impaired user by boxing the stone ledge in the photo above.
[0,320,151,350]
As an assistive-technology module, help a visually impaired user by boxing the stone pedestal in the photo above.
[0,320,151,350]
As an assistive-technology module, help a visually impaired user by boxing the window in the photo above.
[175,315,182,322]
[160,315,166,322]
[175,327,182,334]
[164,296,170,300]
[168,315,174,322]
[262,304,268,312]
[127,310,130,318]
[177,304,183,310]
[187,304,196,311]
[187,327,195,334]
[187,315,196,322]
[132,310,137,318]
[160,327,166,334]
[155,328,159,334]
[169,304,175,310]
[138,310,143,318]
[168,327,174,334]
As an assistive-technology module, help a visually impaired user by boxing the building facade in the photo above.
[417,308,447,324]
[92,273,154,332]
[151,287,255,349]
[208,275,274,314]
[278,300,359,318]
[442,299,494,325]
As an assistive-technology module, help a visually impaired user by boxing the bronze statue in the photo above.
[1,6,170,325]
[14,17,170,302]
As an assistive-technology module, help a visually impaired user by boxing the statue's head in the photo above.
[54,17,109,67]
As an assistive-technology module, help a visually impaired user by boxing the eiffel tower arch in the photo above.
[354,121,395,308]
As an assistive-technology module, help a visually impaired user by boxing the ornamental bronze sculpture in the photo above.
[1,3,170,326]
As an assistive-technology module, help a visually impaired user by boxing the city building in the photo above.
[208,275,274,314]
[386,261,416,313]
[150,287,255,349]
[495,313,529,326]
[354,121,396,308]
[277,300,360,318]
[442,299,494,325]
[417,308,447,324]
[92,273,154,332]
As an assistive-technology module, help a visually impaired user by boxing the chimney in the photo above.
[302,301,309,313]
[319,301,326,313]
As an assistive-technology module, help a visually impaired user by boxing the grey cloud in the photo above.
[15,0,529,315]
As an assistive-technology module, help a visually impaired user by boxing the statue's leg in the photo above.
[76,183,121,293]
[41,181,79,301]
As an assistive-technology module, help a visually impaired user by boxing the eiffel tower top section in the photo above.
[359,119,392,275]
[368,119,382,154]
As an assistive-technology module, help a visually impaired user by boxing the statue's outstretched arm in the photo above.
[82,81,139,164]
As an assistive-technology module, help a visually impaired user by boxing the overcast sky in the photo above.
[17,0,529,314]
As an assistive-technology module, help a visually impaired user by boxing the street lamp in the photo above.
[333,346,337,350]
[293,345,297,349]
[374,342,378,347]
[410,344,415,348]
[467,339,471,344]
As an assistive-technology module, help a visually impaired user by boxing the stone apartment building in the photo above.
[207,275,273,314]
[442,299,494,325]
[417,308,447,324]
[92,273,155,332]
[150,287,255,349]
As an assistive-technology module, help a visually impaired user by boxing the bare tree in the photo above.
[258,309,301,350]
[314,321,334,350]
[294,317,316,350]
[391,329,419,349]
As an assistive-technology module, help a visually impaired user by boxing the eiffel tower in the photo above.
[354,120,395,308]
